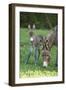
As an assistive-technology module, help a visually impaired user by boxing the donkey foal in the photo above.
[25,31,43,65]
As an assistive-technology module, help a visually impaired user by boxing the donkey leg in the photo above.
[34,47,39,65]
[38,48,40,60]
[25,46,32,64]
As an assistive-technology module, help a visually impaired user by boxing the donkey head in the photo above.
[42,48,50,67]
[42,37,50,67]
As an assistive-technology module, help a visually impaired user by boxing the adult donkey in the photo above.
[42,26,58,67]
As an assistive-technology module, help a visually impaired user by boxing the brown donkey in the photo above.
[42,26,58,67]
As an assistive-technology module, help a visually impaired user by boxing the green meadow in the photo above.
[19,28,58,78]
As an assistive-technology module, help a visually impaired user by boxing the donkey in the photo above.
[42,26,58,67]
[25,26,43,65]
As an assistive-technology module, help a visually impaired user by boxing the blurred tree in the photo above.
[20,12,57,30]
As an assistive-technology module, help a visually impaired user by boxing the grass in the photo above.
[19,28,58,78]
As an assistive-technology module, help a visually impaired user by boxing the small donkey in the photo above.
[25,24,43,65]
[42,26,58,67]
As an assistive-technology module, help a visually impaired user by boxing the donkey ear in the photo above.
[46,37,49,43]
[28,24,31,30]
[32,24,36,30]
[43,36,46,42]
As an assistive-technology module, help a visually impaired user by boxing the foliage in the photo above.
[20,12,57,29]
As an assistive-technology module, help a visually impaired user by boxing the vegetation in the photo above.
[20,12,57,29]
[19,28,58,78]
